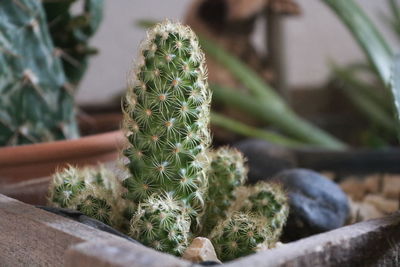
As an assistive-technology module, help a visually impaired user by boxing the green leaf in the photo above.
[323,0,393,85]
[390,55,400,135]
[198,35,287,111]
[212,84,347,149]
[332,65,392,112]
[210,112,303,148]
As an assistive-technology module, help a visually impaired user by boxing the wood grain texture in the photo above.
[226,211,400,267]
[65,240,191,267]
[1,193,399,267]
[0,194,145,267]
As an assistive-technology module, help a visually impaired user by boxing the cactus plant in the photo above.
[233,182,289,243]
[43,0,104,87]
[201,146,247,235]
[121,20,212,222]
[207,181,288,260]
[48,165,126,227]
[0,0,79,146]
[129,194,191,256]
[46,20,289,260]
[209,211,271,261]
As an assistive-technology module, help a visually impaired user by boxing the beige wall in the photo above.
[76,0,400,105]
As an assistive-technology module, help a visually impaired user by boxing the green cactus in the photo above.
[45,20,289,261]
[206,159,288,260]
[122,20,212,221]
[43,0,104,87]
[209,212,271,261]
[233,182,289,243]
[48,165,127,228]
[201,147,247,235]
[0,0,79,146]
[129,194,191,256]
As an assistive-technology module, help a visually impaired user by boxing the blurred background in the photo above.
[76,0,400,105]
[3,0,400,149]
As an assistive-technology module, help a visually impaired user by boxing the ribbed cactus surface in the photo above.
[122,21,211,217]
[0,0,78,146]
[202,147,247,235]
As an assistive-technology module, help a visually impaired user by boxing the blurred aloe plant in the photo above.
[137,20,347,150]
[324,0,400,144]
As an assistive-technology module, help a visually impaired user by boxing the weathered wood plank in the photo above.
[226,212,400,267]
[1,193,400,267]
[0,176,50,205]
[0,194,188,267]
[65,240,191,267]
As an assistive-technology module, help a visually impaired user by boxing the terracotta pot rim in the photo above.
[0,130,125,167]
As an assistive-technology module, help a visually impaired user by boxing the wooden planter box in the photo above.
[1,192,399,266]
[2,98,400,266]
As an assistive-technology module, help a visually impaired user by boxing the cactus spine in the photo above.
[0,0,79,146]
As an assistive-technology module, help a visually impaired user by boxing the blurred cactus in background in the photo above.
[0,0,79,146]
[43,0,104,87]
[0,0,103,146]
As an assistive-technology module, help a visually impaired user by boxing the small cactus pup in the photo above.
[48,165,127,228]
[129,194,191,256]
[122,20,212,223]
[201,146,248,235]
[233,182,289,244]
[209,212,271,262]
[0,0,79,146]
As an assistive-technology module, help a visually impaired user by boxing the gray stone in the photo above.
[271,169,350,241]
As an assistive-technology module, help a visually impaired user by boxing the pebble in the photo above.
[340,178,366,201]
[182,237,221,264]
[271,168,350,241]
[382,174,400,199]
[340,175,382,201]
[364,194,398,214]
[348,199,384,223]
